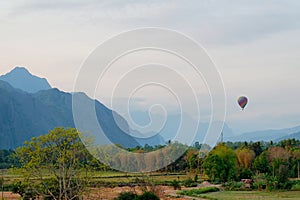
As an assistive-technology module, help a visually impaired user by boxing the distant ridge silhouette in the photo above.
[0,67,165,149]
[0,66,51,93]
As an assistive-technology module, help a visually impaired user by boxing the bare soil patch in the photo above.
[1,192,21,200]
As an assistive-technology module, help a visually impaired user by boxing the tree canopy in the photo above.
[16,127,92,200]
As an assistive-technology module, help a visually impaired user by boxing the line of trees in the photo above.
[0,149,20,169]
[201,140,300,190]
[0,128,300,199]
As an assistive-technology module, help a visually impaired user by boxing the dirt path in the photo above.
[1,192,21,200]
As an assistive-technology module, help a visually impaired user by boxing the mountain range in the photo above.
[128,111,235,144]
[0,67,164,149]
[226,125,300,142]
[0,67,51,93]
[0,67,299,149]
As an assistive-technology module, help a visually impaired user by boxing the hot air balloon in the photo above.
[238,96,248,110]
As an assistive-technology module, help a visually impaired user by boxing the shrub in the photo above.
[178,187,219,197]
[194,174,198,182]
[137,191,160,200]
[183,177,197,187]
[171,179,181,190]
[115,191,160,200]
[212,178,221,184]
[252,174,267,190]
[224,181,245,191]
[11,181,38,200]
[114,192,138,200]
[266,176,279,191]
[278,180,293,190]
[291,183,300,191]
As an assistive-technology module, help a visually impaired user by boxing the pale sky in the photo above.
[1,0,300,133]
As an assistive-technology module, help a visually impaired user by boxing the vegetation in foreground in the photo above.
[114,191,159,200]
[177,186,220,197]
[195,190,300,200]
[0,127,300,199]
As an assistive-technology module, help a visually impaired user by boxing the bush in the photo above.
[224,181,245,191]
[278,180,293,190]
[183,177,197,187]
[114,192,138,200]
[178,187,219,197]
[11,181,38,200]
[253,174,267,190]
[115,191,160,200]
[291,183,300,191]
[266,176,279,191]
[171,179,181,190]
[137,191,160,200]
[212,178,221,184]
[194,174,198,182]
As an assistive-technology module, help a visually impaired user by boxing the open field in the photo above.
[2,170,300,200]
[3,187,300,200]
[86,186,203,200]
[197,191,300,200]
[2,169,191,185]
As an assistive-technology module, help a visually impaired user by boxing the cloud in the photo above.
[1,0,300,132]
[4,0,300,45]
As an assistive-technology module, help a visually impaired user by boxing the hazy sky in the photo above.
[1,0,300,133]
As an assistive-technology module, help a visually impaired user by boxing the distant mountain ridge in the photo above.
[0,67,165,149]
[274,131,300,142]
[227,126,300,142]
[128,111,235,145]
[0,67,51,93]
[1,67,299,149]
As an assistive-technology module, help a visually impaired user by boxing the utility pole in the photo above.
[298,160,300,180]
[221,132,224,143]
[198,151,205,182]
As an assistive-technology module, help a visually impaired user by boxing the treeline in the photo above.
[1,138,300,175]
[200,139,300,190]
[1,137,299,184]
[124,139,300,177]
[1,127,300,199]
[0,149,20,169]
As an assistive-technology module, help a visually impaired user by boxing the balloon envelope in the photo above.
[238,96,248,110]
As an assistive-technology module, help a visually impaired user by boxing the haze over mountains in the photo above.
[0,67,299,149]
[129,111,235,143]
[0,67,164,149]
[226,126,300,142]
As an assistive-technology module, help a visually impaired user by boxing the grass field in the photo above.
[198,191,300,200]
[3,170,300,200]
[2,169,189,185]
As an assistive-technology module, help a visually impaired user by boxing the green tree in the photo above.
[236,148,255,179]
[291,149,300,178]
[185,149,199,172]
[203,154,224,182]
[16,127,91,200]
[267,146,291,188]
[203,143,237,182]
[249,141,263,156]
[0,149,20,169]
[253,151,270,174]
